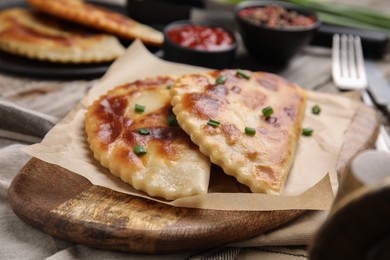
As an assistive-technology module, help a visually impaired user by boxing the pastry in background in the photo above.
[0,8,125,63]
[28,0,164,46]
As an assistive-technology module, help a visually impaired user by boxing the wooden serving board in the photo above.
[7,104,379,254]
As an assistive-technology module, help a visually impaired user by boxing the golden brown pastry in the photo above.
[28,0,163,46]
[0,8,125,63]
[170,69,307,194]
[85,76,211,200]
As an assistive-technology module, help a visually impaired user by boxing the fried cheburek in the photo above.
[170,69,307,194]
[85,76,211,200]
[0,8,125,63]
[28,0,163,46]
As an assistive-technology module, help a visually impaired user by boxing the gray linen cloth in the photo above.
[0,72,318,259]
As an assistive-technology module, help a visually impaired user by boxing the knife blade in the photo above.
[361,91,390,152]
[365,60,390,107]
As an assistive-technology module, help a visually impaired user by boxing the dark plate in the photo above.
[0,0,143,79]
[311,23,389,60]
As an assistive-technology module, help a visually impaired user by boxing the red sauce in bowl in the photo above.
[239,5,316,29]
[167,25,235,51]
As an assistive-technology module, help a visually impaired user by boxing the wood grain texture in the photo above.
[335,103,381,181]
[8,158,303,253]
[7,103,380,253]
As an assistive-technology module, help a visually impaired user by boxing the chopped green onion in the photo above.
[216,75,227,84]
[262,106,274,118]
[138,128,150,135]
[207,119,220,128]
[236,69,250,80]
[134,104,145,113]
[167,114,178,126]
[245,127,256,136]
[302,127,313,136]
[312,105,321,115]
[133,145,147,156]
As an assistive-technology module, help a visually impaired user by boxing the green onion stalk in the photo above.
[223,0,390,35]
[287,0,390,34]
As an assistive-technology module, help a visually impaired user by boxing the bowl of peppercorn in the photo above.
[163,20,238,69]
[235,0,320,67]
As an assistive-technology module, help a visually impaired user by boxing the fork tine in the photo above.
[332,34,367,90]
[348,35,357,79]
[332,34,341,84]
[354,35,367,84]
[340,34,348,78]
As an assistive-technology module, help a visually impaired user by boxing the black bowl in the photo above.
[235,0,321,67]
[163,20,237,69]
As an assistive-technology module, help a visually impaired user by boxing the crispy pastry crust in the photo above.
[85,76,211,200]
[0,8,125,63]
[28,0,163,46]
[170,69,307,194]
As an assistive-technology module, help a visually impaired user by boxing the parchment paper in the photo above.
[22,40,360,211]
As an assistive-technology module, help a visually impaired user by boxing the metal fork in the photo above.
[332,34,367,90]
[332,34,390,152]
